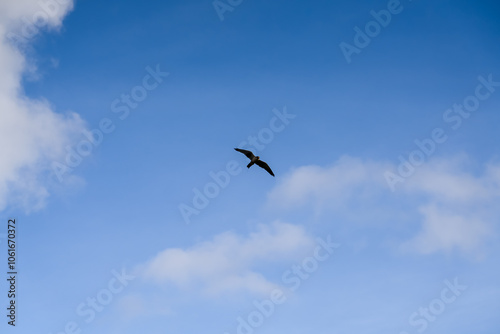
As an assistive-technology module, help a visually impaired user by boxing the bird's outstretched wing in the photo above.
[255,160,275,177]
[234,148,255,160]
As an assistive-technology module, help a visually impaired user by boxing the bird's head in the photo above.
[256,156,260,159]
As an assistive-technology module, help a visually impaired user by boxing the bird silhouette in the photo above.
[234,148,275,177]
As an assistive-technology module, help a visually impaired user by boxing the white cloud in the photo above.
[0,0,74,34]
[404,155,500,202]
[139,222,315,296]
[267,156,390,213]
[267,155,500,256]
[403,204,491,255]
[0,0,86,211]
[401,157,499,255]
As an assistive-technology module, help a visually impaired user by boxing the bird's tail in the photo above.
[247,162,254,168]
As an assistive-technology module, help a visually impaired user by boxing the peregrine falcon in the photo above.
[234,148,275,177]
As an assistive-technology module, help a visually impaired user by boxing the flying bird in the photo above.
[234,148,275,177]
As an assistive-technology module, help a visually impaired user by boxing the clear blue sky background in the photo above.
[1,0,500,333]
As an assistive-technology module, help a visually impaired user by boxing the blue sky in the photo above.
[1,0,500,333]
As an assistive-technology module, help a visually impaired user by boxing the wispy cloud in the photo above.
[267,155,500,256]
[267,156,390,213]
[403,204,491,255]
[138,222,315,296]
[401,156,499,255]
